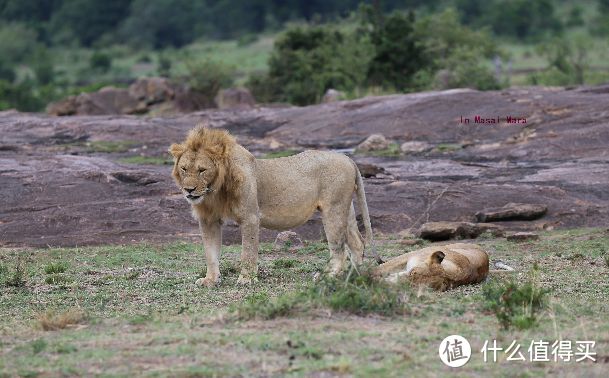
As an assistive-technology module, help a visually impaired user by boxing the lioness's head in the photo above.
[406,251,449,290]
[169,126,236,205]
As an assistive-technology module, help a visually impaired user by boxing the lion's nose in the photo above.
[184,187,196,193]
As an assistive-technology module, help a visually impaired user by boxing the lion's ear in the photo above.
[430,251,445,265]
[169,143,185,160]
[207,140,230,159]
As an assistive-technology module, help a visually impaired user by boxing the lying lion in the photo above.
[373,243,489,291]
[169,125,381,286]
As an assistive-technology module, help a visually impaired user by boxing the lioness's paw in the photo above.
[195,276,221,287]
[237,274,258,285]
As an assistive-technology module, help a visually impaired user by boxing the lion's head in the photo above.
[169,126,242,217]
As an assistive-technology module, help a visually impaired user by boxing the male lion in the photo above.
[169,125,379,286]
[373,243,489,291]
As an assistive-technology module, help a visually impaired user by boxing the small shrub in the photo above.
[89,51,112,73]
[183,59,234,106]
[30,339,47,354]
[273,258,299,269]
[3,260,27,288]
[44,262,69,275]
[157,54,172,77]
[38,309,86,331]
[482,274,548,330]
[219,260,239,277]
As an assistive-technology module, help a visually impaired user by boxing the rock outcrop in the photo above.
[3,86,609,247]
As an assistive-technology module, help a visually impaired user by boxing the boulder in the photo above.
[48,87,139,116]
[322,89,345,103]
[215,87,255,110]
[356,134,390,152]
[475,203,548,222]
[419,221,504,241]
[400,141,432,154]
[128,77,175,106]
[274,231,303,251]
[506,232,540,242]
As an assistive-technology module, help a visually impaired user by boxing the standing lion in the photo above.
[169,125,379,286]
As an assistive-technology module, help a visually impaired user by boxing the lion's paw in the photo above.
[195,276,221,287]
[237,274,258,285]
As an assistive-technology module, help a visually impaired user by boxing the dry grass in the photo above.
[37,308,87,331]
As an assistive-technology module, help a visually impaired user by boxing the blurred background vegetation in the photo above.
[0,0,608,110]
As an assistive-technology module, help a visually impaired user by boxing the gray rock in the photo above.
[476,203,547,222]
[507,232,540,242]
[400,141,432,154]
[355,134,390,152]
[274,231,303,251]
[419,221,504,241]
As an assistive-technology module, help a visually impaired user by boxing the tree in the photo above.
[365,11,425,91]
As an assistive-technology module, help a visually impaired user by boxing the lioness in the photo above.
[169,125,378,286]
[373,243,489,291]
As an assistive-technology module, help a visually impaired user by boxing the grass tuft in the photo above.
[44,262,69,274]
[262,150,299,159]
[482,270,548,330]
[2,260,27,288]
[38,309,87,331]
[233,265,410,320]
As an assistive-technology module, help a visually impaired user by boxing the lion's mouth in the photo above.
[186,194,201,200]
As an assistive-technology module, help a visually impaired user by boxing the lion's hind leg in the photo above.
[346,202,364,265]
[320,202,351,276]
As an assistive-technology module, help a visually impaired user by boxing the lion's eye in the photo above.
[180,166,186,173]
[198,168,206,176]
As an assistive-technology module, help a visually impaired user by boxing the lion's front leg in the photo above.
[195,218,222,287]
[237,215,260,285]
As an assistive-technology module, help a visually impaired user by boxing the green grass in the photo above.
[1,229,608,376]
[261,150,299,159]
[355,143,401,157]
[118,155,172,165]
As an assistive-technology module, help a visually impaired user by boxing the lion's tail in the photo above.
[354,162,384,264]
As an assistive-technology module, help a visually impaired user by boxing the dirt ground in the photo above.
[1,228,608,376]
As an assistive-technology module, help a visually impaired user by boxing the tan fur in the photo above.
[170,125,375,286]
[373,243,489,291]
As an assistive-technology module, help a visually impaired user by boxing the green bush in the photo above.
[183,59,234,106]
[528,36,591,86]
[364,10,426,91]
[89,51,112,73]
[252,26,371,105]
[482,274,548,330]
[1,260,27,288]
[44,262,69,275]
[436,47,501,90]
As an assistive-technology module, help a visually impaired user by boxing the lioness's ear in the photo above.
[169,143,185,160]
[431,251,445,265]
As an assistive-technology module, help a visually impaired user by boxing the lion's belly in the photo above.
[258,202,318,230]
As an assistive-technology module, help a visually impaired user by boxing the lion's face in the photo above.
[171,148,219,205]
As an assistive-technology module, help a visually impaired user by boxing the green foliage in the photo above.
[262,150,298,159]
[0,79,46,112]
[254,26,371,105]
[0,22,39,64]
[44,262,69,275]
[1,260,27,288]
[119,156,172,165]
[30,339,47,355]
[435,47,501,90]
[364,10,425,91]
[482,272,548,330]
[529,36,592,86]
[455,0,563,41]
[157,54,172,77]
[233,266,410,319]
[182,59,234,105]
[89,51,112,73]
